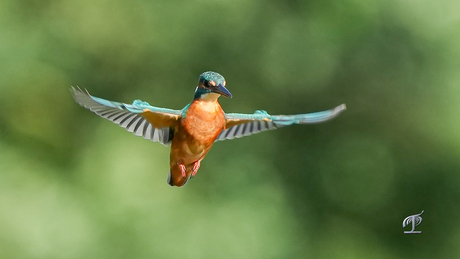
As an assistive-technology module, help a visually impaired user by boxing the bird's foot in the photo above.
[178,163,187,178]
[191,159,202,178]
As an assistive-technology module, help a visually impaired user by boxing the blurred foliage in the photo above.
[1,0,460,258]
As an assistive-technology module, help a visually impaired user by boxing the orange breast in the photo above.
[184,101,225,142]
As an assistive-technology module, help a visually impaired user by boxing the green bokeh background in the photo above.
[1,0,460,258]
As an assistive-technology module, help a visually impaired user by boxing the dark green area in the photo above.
[1,0,459,258]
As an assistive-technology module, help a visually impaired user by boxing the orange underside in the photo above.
[168,99,226,186]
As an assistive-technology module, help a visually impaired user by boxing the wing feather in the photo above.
[243,122,252,136]
[133,119,147,136]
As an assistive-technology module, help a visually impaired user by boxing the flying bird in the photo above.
[72,71,346,187]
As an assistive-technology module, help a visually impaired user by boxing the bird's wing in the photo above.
[216,104,346,141]
[71,87,182,146]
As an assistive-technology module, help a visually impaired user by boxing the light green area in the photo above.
[1,0,459,258]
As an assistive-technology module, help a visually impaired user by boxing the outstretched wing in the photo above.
[216,104,346,141]
[71,87,182,146]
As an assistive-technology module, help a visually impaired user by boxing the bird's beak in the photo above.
[212,84,233,98]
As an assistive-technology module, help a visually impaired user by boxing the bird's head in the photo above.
[194,71,232,101]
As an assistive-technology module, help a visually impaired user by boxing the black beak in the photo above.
[211,84,232,98]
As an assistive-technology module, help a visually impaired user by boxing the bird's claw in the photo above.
[191,159,202,178]
[178,163,186,178]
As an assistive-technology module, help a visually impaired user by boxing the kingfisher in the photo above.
[72,71,346,187]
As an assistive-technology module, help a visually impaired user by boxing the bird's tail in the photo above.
[167,167,192,187]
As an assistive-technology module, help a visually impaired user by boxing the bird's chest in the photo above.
[181,101,225,142]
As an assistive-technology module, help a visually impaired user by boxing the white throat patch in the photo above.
[200,92,220,102]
